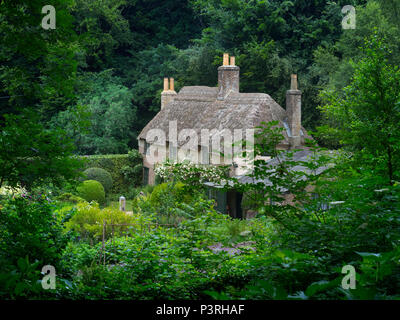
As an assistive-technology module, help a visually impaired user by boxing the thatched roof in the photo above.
[138,86,312,147]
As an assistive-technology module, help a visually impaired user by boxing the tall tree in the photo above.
[312,0,400,94]
[186,0,366,128]
[0,0,79,121]
[52,70,137,155]
[319,35,400,184]
[0,0,82,188]
[71,0,132,71]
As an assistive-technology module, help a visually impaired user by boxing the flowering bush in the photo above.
[0,186,27,198]
[155,160,229,187]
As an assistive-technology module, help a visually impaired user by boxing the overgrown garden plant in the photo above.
[228,120,332,231]
[318,34,400,185]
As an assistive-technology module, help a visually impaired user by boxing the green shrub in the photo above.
[0,257,45,299]
[121,150,143,187]
[241,190,262,213]
[141,184,155,195]
[148,183,169,206]
[76,180,105,204]
[134,182,208,224]
[55,192,86,204]
[81,152,142,194]
[149,182,190,206]
[0,195,67,267]
[147,182,191,221]
[65,202,151,242]
[83,167,113,192]
[60,242,99,274]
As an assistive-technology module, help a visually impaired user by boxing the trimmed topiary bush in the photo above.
[82,167,113,193]
[76,180,105,204]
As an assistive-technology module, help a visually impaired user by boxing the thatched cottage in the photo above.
[138,53,314,217]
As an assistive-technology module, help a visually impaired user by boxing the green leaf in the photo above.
[17,257,28,272]
[305,279,339,298]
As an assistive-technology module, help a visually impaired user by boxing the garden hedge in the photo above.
[80,153,142,194]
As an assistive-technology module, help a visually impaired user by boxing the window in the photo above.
[169,143,177,161]
[143,167,149,185]
[144,141,150,155]
[201,145,209,164]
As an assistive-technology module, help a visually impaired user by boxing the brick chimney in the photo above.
[161,77,177,109]
[217,53,239,100]
[286,74,302,148]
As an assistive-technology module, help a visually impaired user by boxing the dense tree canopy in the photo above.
[320,35,400,184]
[0,0,78,120]
[1,0,398,156]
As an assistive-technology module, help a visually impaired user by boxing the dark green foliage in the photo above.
[0,0,79,120]
[120,149,143,187]
[0,195,74,299]
[81,152,142,193]
[318,35,400,184]
[2,0,400,301]
[282,175,400,263]
[0,195,68,268]
[76,180,106,204]
[313,1,400,96]
[0,257,46,299]
[0,1,83,192]
[55,193,86,204]
[0,111,83,190]
[124,0,201,50]
[59,242,99,276]
[71,0,133,71]
[135,182,198,224]
[83,167,113,193]
[51,71,138,155]
[187,0,366,128]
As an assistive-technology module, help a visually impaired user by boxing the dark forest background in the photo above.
[1,0,399,154]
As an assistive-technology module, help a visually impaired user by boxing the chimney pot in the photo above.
[223,53,229,66]
[161,77,177,109]
[230,56,235,66]
[290,74,298,90]
[163,78,169,92]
